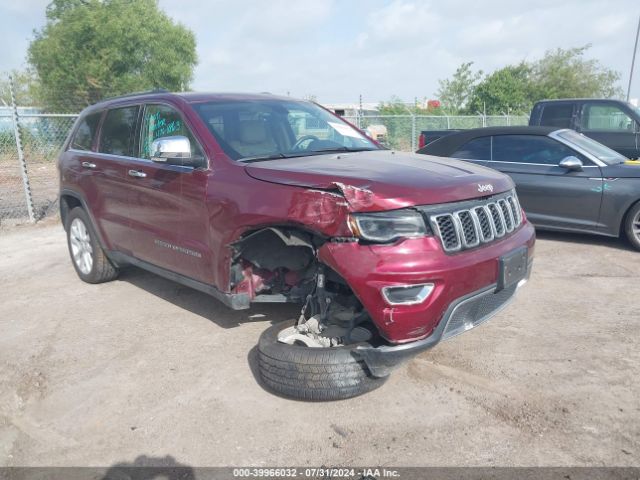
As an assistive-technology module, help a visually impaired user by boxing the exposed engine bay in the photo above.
[230,227,375,347]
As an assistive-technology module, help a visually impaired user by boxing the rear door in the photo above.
[85,105,140,254]
[577,101,639,159]
[125,103,212,283]
[487,134,603,231]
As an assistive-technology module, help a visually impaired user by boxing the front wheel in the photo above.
[66,207,119,283]
[624,202,640,251]
[257,319,388,401]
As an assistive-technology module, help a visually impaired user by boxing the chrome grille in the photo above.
[473,206,494,242]
[487,203,505,237]
[428,192,524,253]
[433,214,461,251]
[456,210,479,247]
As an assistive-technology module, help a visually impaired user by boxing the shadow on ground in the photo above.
[101,455,196,480]
[118,267,300,329]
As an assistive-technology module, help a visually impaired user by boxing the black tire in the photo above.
[257,319,388,401]
[624,201,640,251]
[65,207,119,283]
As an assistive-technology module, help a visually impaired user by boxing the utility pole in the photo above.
[627,14,640,102]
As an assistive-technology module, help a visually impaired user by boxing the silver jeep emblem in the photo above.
[478,183,494,193]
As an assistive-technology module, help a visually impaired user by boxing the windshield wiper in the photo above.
[238,147,379,163]
[237,153,289,163]
[308,147,379,154]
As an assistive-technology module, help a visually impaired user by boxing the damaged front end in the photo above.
[228,181,388,350]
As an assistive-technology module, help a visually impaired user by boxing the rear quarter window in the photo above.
[451,137,491,160]
[71,112,102,151]
[539,104,574,128]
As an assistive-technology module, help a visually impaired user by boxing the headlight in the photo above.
[349,210,431,243]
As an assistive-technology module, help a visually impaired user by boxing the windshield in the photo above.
[556,129,626,165]
[192,99,380,161]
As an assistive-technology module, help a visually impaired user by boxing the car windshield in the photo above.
[192,98,380,161]
[556,129,626,165]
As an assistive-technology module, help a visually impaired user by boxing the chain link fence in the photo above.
[347,114,529,151]
[0,106,528,224]
[0,109,77,225]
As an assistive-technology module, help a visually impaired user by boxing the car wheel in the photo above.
[66,207,119,283]
[257,319,388,401]
[624,202,640,251]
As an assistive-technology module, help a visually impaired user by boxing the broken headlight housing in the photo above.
[349,210,431,243]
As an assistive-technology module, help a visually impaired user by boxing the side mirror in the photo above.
[559,156,583,171]
[150,136,202,168]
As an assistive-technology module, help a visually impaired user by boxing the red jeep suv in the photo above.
[59,91,535,400]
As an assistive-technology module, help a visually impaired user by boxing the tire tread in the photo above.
[257,320,387,401]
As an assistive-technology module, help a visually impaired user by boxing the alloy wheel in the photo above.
[634,211,640,243]
[69,218,93,275]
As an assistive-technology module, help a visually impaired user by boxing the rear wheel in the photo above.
[624,202,640,251]
[66,207,118,283]
[257,319,388,401]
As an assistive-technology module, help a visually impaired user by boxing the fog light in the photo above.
[381,283,434,305]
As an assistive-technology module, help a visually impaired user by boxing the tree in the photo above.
[468,62,533,115]
[28,0,197,111]
[437,46,622,116]
[0,69,40,106]
[529,45,622,100]
[435,62,482,114]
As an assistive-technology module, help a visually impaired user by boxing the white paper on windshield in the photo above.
[328,121,362,138]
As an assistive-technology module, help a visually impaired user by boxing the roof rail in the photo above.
[101,88,170,102]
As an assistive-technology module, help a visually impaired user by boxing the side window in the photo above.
[71,112,102,151]
[582,104,635,132]
[451,137,491,160]
[492,135,583,165]
[140,104,202,160]
[540,104,574,128]
[99,106,139,157]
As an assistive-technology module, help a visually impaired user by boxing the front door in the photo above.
[125,103,212,283]
[487,134,603,231]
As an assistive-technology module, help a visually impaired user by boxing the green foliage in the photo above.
[436,62,482,114]
[528,45,623,100]
[28,0,197,111]
[468,62,532,115]
[438,46,622,115]
[0,70,40,106]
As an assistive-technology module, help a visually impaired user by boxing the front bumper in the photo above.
[318,221,536,343]
[356,261,531,377]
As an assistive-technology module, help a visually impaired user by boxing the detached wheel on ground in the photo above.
[624,201,640,251]
[65,207,119,283]
[257,319,388,401]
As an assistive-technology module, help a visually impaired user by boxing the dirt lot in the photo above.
[0,219,639,467]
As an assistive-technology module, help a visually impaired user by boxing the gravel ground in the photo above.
[0,219,639,467]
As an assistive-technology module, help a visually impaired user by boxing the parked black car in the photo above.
[529,99,640,159]
[417,126,640,250]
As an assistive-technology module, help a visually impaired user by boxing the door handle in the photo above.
[128,169,147,178]
[81,161,96,169]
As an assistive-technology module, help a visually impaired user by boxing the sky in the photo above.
[1,0,639,104]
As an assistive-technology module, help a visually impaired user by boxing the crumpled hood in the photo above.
[244,150,514,211]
